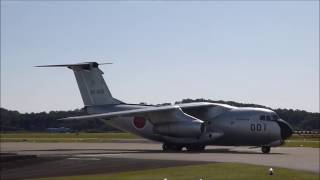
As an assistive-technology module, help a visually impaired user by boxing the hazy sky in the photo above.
[1,1,319,113]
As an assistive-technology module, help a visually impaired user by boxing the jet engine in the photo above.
[153,120,205,137]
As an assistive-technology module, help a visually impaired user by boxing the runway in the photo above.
[1,142,319,179]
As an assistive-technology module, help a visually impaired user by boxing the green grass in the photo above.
[0,132,139,142]
[283,140,319,148]
[283,134,320,148]
[288,134,320,141]
[34,163,318,180]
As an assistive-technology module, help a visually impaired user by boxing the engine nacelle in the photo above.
[153,120,205,137]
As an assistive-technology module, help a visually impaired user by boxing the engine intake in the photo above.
[153,120,205,137]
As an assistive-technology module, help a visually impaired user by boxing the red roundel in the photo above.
[133,116,146,129]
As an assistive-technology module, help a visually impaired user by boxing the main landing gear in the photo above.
[162,143,182,151]
[162,143,205,152]
[261,146,271,154]
[186,145,205,151]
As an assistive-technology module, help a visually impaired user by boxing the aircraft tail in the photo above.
[36,62,123,106]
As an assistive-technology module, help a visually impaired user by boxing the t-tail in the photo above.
[36,62,123,106]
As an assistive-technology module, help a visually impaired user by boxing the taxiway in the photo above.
[1,142,319,179]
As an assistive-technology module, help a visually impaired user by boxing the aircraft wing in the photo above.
[177,102,234,109]
[59,105,181,121]
[58,102,233,124]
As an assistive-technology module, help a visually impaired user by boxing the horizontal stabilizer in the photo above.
[35,62,112,69]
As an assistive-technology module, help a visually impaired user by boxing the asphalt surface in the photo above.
[1,142,319,179]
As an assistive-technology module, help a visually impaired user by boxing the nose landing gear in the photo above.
[261,146,271,154]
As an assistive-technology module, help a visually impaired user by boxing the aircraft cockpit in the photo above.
[259,113,280,121]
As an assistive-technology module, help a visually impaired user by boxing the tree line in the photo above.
[0,98,319,132]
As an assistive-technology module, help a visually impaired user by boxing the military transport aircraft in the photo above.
[36,62,293,153]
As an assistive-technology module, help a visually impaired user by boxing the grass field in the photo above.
[34,163,318,180]
[0,132,139,142]
[0,132,319,148]
[283,140,319,148]
[283,134,319,148]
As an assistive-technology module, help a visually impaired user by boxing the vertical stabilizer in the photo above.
[36,62,122,106]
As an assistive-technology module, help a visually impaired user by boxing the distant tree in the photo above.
[1,98,319,132]
[0,107,120,132]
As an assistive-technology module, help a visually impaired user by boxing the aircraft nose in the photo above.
[277,119,293,140]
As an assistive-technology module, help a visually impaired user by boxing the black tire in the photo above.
[175,146,183,151]
[198,145,206,151]
[162,143,182,152]
[261,146,271,154]
[173,145,182,151]
[186,145,205,152]
[162,143,169,151]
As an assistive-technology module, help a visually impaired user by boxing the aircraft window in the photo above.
[260,115,265,120]
[266,116,271,121]
[272,115,279,121]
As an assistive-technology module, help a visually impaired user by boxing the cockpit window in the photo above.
[272,115,279,121]
[266,116,271,121]
[260,114,278,121]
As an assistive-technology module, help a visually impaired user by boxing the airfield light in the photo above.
[269,168,274,175]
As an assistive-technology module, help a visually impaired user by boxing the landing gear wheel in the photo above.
[261,146,271,154]
[162,143,182,152]
[175,146,183,151]
[186,145,205,152]
[162,143,169,151]
[197,145,205,151]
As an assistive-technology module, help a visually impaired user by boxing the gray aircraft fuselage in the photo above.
[86,103,292,148]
